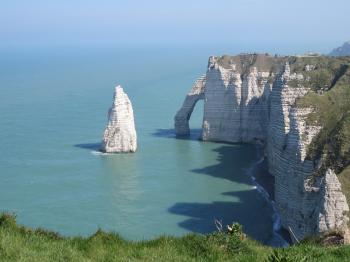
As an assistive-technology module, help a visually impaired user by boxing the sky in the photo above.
[1,0,349,54]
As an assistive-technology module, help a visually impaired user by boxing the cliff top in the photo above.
[216,53,287,73]
[296,59,350,177]
[213,53,350,198]
[215,54,350,74]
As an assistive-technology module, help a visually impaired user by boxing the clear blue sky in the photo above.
[1,0,349,53]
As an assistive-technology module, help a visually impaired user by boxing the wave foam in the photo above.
[90,150,113,156]
[246,146,289,247]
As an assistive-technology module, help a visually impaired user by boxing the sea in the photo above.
[0,46,284,246]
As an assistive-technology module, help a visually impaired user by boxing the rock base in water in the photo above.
[101,85,137,153]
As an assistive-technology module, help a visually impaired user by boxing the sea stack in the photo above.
[101,85,137,153]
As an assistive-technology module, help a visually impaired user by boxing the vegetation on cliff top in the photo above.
[1,213,350,262]
[292,57,350,182]
[216,54,350,204]
[214,54,350,183]
[217,53,287,74]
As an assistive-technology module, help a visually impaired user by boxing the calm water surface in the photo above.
[0,47,275,244]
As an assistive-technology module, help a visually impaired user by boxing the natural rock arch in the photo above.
[174,75,206,136]
[174,54,350,243]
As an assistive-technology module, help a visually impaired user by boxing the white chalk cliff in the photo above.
[175,54,349,242]
[174,75,206,136]
[101,85,137,153]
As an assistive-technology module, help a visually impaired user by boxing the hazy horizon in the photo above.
[1,0,350,55]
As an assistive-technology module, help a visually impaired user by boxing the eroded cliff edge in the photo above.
[175,54,350,242]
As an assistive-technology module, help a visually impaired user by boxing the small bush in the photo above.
[266,249,307,262]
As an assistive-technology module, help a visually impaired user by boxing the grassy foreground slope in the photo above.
[1,214,350,262]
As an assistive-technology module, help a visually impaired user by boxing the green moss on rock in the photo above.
[293,57,350,177]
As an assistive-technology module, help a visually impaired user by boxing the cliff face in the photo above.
[268,81,349,240]
[175,54,350,242]
[101,85,137,153]
[174,75,206,136]
[201,55,272,142]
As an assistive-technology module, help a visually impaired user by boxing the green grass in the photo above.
[217,53,287,73]
[218,55,350,195]
[1,214,350,261]
[3,55,350,261]
[293,57,350,180]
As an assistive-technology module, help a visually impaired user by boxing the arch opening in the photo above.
[174,75,206,137]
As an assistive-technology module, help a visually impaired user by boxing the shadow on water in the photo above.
[191,145,254,185]
[168,144,274,244]
[151,128,202,141]
[169,190,273,243]
[74,143,101,151]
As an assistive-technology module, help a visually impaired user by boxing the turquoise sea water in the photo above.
[0,47,276,244]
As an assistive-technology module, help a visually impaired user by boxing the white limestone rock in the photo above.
[174,75,206,136]
[174,54,350,242]
[305,64,316,71]
[317,169,349,233]
[101,85,137,153]
[202,55,272,142]
[266,63,348,241]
